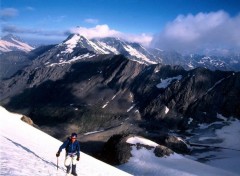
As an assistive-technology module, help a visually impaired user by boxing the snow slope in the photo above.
[0,106,132,176]
[118,136,238,176]
[186,117,240,175]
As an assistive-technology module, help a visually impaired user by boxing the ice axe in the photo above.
[57,157,59,170]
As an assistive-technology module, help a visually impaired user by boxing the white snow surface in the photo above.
[84,130,104,136]
[47,53,95,67]
[62,34,81,53]
[0,39,34,52]
[120,136,238,176]
[126,136,159,148]
[119,147,238,176]
[165,106,169,114]
[156,75,182,89]
[122,44,157,65]
[0,106,131,176]
[127,104,136,112]
[95,41,119,54]
[124,118,240,176]
[214,119,240,150]
[186,117,240,175]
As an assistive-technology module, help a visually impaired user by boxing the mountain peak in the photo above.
[1,34,23,43]
[0,34,34,53]
[63,33,87,44]
[60,33,100,54]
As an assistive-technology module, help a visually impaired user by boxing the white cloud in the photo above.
[70,24,153,46]
[0,8,18,20]
[70,25,121,39]
[84,18,99,24]
[26,6,35,11]
[151,11,240,54]
[2,25,66,36]
[125,33,153,46]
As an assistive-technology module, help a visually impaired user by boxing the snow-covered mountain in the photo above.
[96,37,159,64]
[0,34,34,53]
[52,33,240,71]
[0,106,131,176]
[2,33,239,71]
[1,106,239,176]
[57,34,159,65]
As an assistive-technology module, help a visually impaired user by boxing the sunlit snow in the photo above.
[126,136,159,147]
[206,75,231,93]
[186,117,240,175]
[47,53,95,67]
[0,39,34,52]
[156,75,182,89]
[119,135,239,176]
[96,41,119,54]
[127,104,136,112]
[62,34,81,53]
[123,44,157,64]
[0,106,131,176]
[165,106,169,114]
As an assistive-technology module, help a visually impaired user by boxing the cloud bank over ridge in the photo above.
[70,25,153,46]
[151,11,240,54]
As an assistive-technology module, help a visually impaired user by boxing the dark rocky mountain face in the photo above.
[0,51,30,79]
[0,45,55,80]
[0,53,147,138]
[137,68,240,130]
[1,47,240,139]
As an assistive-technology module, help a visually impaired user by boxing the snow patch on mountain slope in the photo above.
[46,53,96,67]
[156,75,182,89]
[123,44,157,64]
[96,41,119,54]
[62,34,81,53]
[0,39,34,52]
[126,136,159,147]
[85,38,109,54]
[11,38,34,52]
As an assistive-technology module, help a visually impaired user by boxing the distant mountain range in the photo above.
[1,34,240,73]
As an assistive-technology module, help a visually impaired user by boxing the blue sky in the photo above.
[1,0,240,53]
